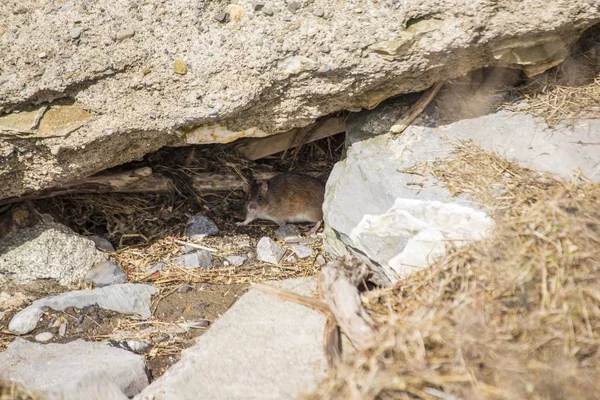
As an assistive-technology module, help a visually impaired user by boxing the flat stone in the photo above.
[0,77,8,85]
[256,237,285,265]
[88,235,115,252]
[171,250,213,269]
[225,255,246,267]
[262,7,274,15]
[0,222,106,285]
[290,245,312,259]
[35,332,54,342]
[116,28,135,41]
[8,284,156,334]
[314,9,325,17]
[85,260,127,288]
[318,44,331,53]
[0,338,147,398]
[274,224,301,241]
[135,278,327,400]
[315,254,326,266]
[184,213,219,239]
[252,1,265,11]
[287,2,301,12]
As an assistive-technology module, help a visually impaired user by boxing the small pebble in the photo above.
[172,250,213,269]
[70,28,82,39]
[178,321,210,331]
[185,214,219,239]
[38,52,48,59]
[290,245,312,259]
[225,255,247,267]
[252,1,265,11]
[256,237,285,265]
[214,12,229,23]
[173,59,188,75]
[85,260,127,288]
[319,44,331,53]
[116,28,135,41]
[35,332,54,342]
[313,9,324,17]
[145,262,164,277]
[148,111,157,119]
[88,235,115,252]
[274,224,301,241]
[287,2,301,12]
[262,7,274,16]
[177,285,194,294]
[0,77,8,86]
[142,66,152,75]
[126,340,150,354]
[58,322,67,337]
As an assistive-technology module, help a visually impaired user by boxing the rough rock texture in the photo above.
[0,338,147,398]
[0,222,107,285]
[324,99,600,285]
[9,283,157,334]
[1,0,598,199]
[256,236,286,265]
[136,277,327,400]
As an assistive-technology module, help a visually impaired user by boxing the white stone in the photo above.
[136,278,327,400]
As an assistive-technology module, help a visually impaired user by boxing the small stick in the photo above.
[252,283,331,314]
[173,239,218,253]
[389,81,444,135]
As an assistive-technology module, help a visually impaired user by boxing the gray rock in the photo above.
[115,28,135,41]
[262,7,274,15]
[0,77,8,85]
[256,237,285,265]
[252,1,265,11]
[88,235,115,252]
[85,260,127,287]
[1,0,598,204]
[177,320,210,331]
[125,340,150,354]
[314,9,325,17]
[135,278,326,400]
[214,12,228,23]
[274,224,301,241]
[0,338,147,398]
[35,332,54,342]
[0,223,107,285]
[184,214,219,240]
[70,27,82,39]
[9,284,156,334]
[288,1,301,12]
[290,245,312,259]
[171,250,213,269]
[144,262,164,277]
[225,255,247,267]
[59,322,67,337]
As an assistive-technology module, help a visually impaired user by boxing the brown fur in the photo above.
[239,173,325,226]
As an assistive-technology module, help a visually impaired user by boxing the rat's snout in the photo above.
[247,202,259,213]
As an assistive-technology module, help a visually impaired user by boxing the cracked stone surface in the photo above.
[0,0,599,200]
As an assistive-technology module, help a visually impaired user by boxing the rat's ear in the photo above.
[259,182,268,194]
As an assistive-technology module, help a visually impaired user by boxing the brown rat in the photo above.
[237,173,325,234]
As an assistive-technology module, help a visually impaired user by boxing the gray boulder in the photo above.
[184,214,219,240]
[324,99,600,286]
[0,0,597,200]
[9,283,157,334]
[0,222,107,285]
[0,338,147,399]
[135,277,327,400]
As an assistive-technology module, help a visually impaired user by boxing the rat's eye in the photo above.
[257,195,262,201]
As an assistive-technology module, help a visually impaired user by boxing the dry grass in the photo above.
[0,380,43,400]
[308,143,600,400]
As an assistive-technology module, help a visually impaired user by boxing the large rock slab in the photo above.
[1,0,598,199]
[324,99,600,285]
[0,338,147,399]
[136,277,327,400]
[0,222,107,285]
[9,283,157,334]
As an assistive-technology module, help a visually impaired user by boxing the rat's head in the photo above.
[245,180,270,216]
